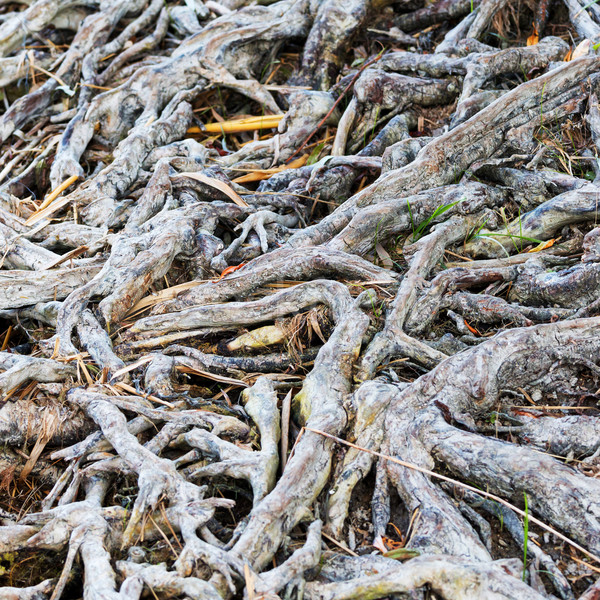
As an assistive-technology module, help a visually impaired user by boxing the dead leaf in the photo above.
[375,243,394,269]
[308,310,327,344]
[21,410,59,480]
[572,39,591,61]
[177,172,249,207]
[528,238,555,253]
[373,535,388,553]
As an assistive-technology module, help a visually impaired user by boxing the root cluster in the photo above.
[2,0,600,598]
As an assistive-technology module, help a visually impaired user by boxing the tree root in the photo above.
[305,555,546,600]
[176,376,280,505]
[3,1,600,598]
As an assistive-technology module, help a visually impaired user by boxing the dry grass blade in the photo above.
[110,355,153,380]
[112,381,175,407]
[34,174,80,213]
[232,155,308,183]
[20,409,59,480]
[25,176,80,226]
[375,243,394,269]
[244,564,255,600]
[175,364,249,387]
[306,427,600,567]
[1,326,12,351]
[41,245,89,270]
[127,280,209,315]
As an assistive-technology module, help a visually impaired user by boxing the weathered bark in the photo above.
[2,1,600,599]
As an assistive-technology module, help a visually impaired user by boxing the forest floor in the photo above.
[2,0,600,598]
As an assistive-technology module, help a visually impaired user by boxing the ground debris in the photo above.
[2,0,600,598]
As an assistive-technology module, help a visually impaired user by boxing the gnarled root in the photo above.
[305,555,546,600]
[177,376,280,505]
[4,1,600,597]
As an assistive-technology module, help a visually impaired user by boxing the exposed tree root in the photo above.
[3,0,600,598]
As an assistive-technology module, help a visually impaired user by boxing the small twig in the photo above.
[322,531,359,557]
[517,387,536,405]
[280,389,292,472]
[148,514,180,560]
[510,405,599,410]
[41,245,88,270]
[25,174,80,226]
[444,249,473,261]
[244,564,256,600]
[286,50,386,163]
[571,554,600,575]
[30,62,70,89]
[306,427,600,566]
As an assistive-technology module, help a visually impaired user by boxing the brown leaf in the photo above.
[177,172,249,207]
